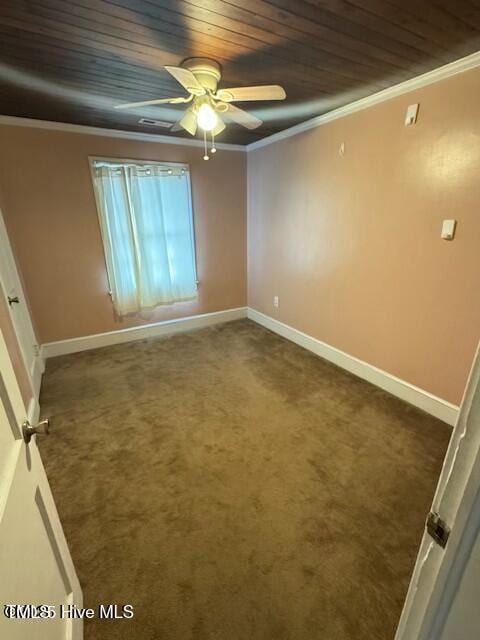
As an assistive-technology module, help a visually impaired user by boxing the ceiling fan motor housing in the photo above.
[182,57,222,93]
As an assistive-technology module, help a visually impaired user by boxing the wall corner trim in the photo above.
[247,50,480,152]
[41,307,248,358]
[247,308,459,426]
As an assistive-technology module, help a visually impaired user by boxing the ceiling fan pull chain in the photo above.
[211,132,217,154]
[203,130,209,161]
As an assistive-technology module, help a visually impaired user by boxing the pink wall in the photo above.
[248,67,480,406]
[0,129,246,344]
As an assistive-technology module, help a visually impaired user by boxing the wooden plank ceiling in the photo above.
[0,0,479,145]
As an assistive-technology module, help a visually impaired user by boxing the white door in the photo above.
[395,343,480,640]
[0,330,83,639]
[0,207,43,399]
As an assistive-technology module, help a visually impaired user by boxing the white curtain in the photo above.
[92,162,197,315]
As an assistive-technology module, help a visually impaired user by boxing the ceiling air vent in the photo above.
[138,118,172,128]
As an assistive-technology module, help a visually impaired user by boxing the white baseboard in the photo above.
[39,304,458,425]
[41,307,248,359]
[248,308,459,426]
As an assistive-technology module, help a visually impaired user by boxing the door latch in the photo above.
[426,511,450,548]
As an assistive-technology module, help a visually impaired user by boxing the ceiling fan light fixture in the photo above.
[178,109,198,136]
[114,58,286,158]
[197,103,218,132]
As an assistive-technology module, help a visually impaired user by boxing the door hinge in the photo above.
[426,511,450,548]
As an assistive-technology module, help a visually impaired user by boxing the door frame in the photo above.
[0,205,44,407]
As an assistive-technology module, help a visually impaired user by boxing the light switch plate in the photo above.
[441,219,457,240]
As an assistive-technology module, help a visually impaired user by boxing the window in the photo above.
[91,159,197,316]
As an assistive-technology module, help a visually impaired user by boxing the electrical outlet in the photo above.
[273,295,279,308]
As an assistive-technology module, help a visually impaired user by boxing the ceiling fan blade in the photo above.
[216,85,286,103]
[178,109,197,136]
[164,66,206,96]
[115,96,187,109]
[224,104,262,130]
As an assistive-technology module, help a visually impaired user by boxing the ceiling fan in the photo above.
[115,58,286,159]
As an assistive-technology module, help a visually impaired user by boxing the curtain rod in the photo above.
[92,160,189,170]
[94,162,188,171]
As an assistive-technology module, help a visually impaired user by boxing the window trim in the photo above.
[88,156,200,303]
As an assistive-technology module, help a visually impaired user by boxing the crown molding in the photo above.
[247,50,480,152]
[0,115,246,152]
[1,51,479,153]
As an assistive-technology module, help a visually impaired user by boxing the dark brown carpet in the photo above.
[39,319,451,640]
